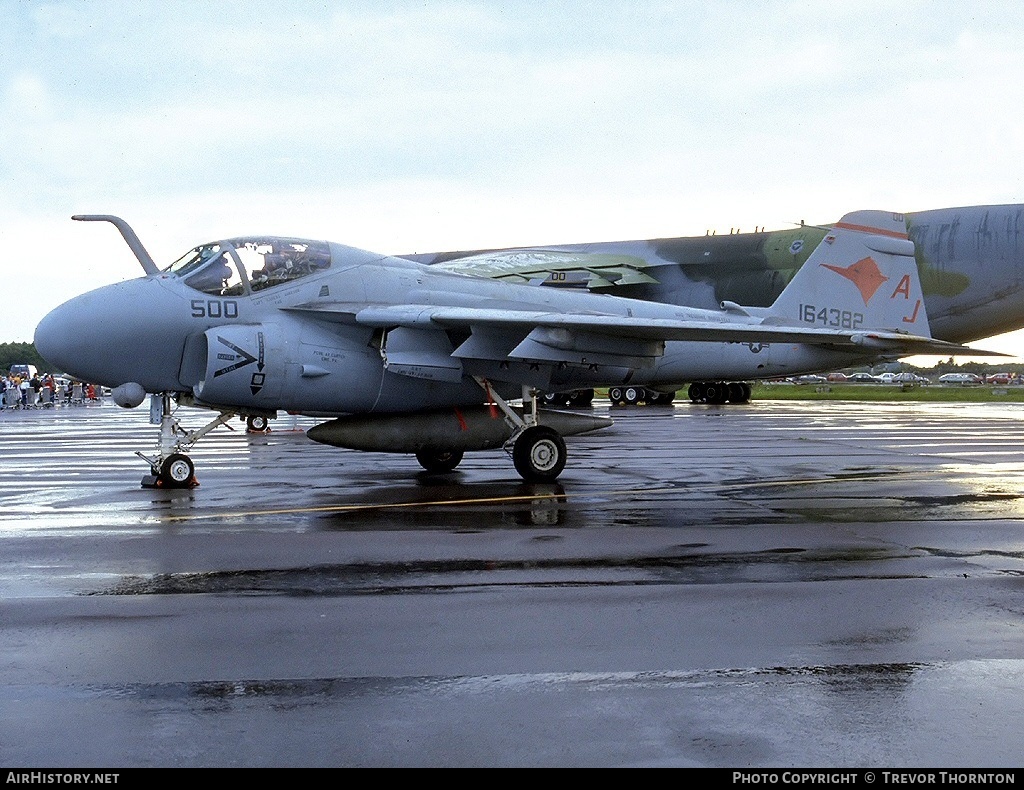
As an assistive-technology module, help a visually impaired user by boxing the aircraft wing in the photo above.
[433,249,660,288]
[285,301,998,381]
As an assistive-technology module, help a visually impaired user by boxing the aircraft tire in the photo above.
[703,382,729,404]
[415,448,464,473]
[608,387,624,405]
[624,386,641,405]
[567,389,594,407]
[160,453,195,488]
[246,415,270,432]
[651,391,676,405]
[727,382,748,403]
[513,426,567,482]
[688,383,705,403]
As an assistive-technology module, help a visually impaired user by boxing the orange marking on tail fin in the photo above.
[821,256,889,305]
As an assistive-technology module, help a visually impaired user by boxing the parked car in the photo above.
[891,372,929,384]
[796,374,828,384]
[938,373,982,385]
[987,372,1013,385]
[8,364,37,379]
[847,372,878,383]
[826,372,848,382]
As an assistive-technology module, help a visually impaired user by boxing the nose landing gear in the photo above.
[158,453,196,487]
[138,393,236,488]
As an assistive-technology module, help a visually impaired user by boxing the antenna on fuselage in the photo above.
[72,215,160,276]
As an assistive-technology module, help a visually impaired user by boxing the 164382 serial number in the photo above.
[799,304,864,329]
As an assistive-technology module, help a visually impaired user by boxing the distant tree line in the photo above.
[0,342,49,373]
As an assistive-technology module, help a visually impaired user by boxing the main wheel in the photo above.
[246,415,269,432]
[567,389,594,407]
[608,387,624,404]
[688,382,705,403]
[703,382,728,404]
[159,453,195,488]
[624,386,641,405]
[415,448,464,473]
[512,426,567,482]
[727,382,748,403]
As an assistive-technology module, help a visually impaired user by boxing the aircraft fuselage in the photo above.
[408,204,1024,346]
[36,241,881,417]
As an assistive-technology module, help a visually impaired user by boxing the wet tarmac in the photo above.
[2,398,1024,767]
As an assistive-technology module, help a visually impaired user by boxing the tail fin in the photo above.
[766,210,929,336]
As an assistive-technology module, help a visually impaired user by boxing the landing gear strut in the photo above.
[138,393,235,488]
[475,378,568,482]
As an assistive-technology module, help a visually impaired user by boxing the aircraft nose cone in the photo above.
[34,301,80,375]
[34,278,187,390]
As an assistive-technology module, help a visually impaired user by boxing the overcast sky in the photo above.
[4,0,1024,360]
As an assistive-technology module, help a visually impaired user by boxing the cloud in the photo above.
[5,0,1024,343]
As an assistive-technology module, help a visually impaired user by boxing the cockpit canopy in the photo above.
[166,237,332,297]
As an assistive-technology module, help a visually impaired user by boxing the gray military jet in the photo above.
[34,210,992,488]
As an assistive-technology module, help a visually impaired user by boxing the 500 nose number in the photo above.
[191,300,239,319]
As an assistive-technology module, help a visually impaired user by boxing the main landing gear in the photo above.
[474,378,567,482]
[245,414,271,432]
[687,381,752,404]
[607,385,675,406]
[415,448,465,473]
[138,393,236,489]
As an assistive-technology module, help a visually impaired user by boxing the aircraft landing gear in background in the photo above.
[607,386,676,406]
[246,414,271,432]
[687,381,751,404]
[139,393,236,489]
[415,448,465,473]
[540,389,595,408]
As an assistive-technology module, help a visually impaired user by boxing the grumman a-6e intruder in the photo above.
[34,211,994,488]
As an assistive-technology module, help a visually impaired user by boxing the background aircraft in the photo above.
[34,211,988,488]
[408,204,1023,404]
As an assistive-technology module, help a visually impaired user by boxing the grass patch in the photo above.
[749,383,1024,402]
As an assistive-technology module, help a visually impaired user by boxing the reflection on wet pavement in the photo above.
[4,400,1024,766]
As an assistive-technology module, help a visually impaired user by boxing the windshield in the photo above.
[166,238,332,296]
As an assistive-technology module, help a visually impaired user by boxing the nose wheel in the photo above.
[143,451,199,489]
[139,393,235,489]
[153,453,197,488]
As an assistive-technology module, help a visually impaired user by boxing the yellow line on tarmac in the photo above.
[164,492,570,521]
[162,469,927,522]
